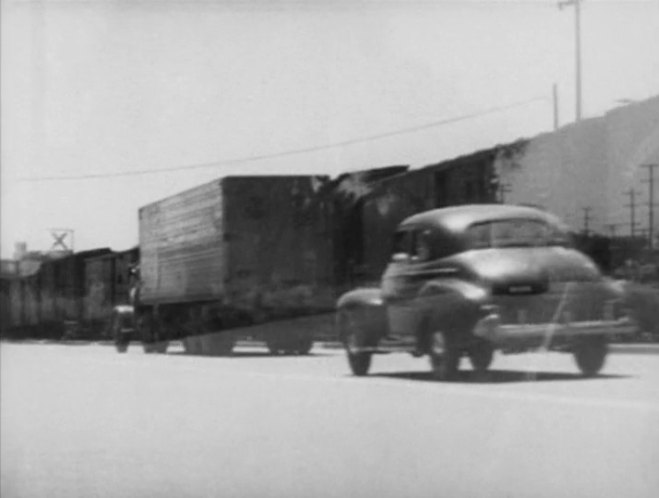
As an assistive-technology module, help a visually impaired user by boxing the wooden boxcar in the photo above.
[137,175,336,354]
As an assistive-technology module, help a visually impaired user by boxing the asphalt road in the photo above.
[1,341,658,498]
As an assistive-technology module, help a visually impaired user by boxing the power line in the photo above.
[17,97,547,183]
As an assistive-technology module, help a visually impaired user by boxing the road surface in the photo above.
[2,341,658,498]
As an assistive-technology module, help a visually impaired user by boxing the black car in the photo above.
[336,204,636,380]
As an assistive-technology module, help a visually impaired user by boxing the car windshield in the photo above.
[467,219,570,249]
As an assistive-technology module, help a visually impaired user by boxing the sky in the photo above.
[1,0,658,258]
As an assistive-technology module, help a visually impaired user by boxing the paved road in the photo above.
[2,341,658,498]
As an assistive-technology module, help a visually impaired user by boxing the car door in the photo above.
[381,228,433,338]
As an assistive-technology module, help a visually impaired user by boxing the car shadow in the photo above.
[167,351,332,359]
[371,369,631,384]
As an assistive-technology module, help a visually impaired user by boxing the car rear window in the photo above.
[467,219,570,249]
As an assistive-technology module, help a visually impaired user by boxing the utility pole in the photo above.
[623,189,640,238]
[581,207,592,235]
[641,164,658,249]
[558,0,583,122]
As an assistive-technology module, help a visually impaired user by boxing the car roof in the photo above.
[399,204,564,233]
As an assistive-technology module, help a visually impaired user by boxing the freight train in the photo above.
[0,154,520,351]
[6,146,648,350]
[1,247,139,341]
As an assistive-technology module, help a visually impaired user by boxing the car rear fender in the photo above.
[417,279,489,335]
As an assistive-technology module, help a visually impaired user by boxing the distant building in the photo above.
[496,95,659,236]
[3,242,62,277]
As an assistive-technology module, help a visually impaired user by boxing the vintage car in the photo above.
[336,204,637,380]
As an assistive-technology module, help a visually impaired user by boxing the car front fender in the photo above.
[336,288,387,344]
[337,288,384,309]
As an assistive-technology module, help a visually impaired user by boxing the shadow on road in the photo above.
[371,369,631,384]
[168,351,333,359]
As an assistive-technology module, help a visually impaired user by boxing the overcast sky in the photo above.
[1,0,658,257]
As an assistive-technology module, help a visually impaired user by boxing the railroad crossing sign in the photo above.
[49,228,74,252]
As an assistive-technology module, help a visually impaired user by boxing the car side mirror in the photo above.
[391,253,410,263]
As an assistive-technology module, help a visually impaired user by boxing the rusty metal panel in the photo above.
[84,255,114,322]
[360,155,497,280]
[139,179,227,304]
[222,176,334,313]
[0,279,11,331]
[53,257,78,322]
[24,275,40,326]
[39,261,56,323]
[7,277,24,328]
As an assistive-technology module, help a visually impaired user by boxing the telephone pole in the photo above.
[624,189,640,238]
[641,164,658,249]
[558,0,583,122]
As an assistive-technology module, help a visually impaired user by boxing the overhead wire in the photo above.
[17,96,548,182]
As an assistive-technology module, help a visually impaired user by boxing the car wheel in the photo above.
[428,330,461,381]
[338,310,372,376]
[573,335,608,376]
[468,339,494,374]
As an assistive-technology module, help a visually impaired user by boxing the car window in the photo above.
[391,230,413,261]
[411,230,432,262]
[467,219,570,249]
[392,229,434,262]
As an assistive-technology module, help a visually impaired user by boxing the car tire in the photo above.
[573,335,608,376]
[428,330,461,381]
[338,310,372,376]
[468,339,494,374]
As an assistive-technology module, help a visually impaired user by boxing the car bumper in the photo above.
[473,313,637,346]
